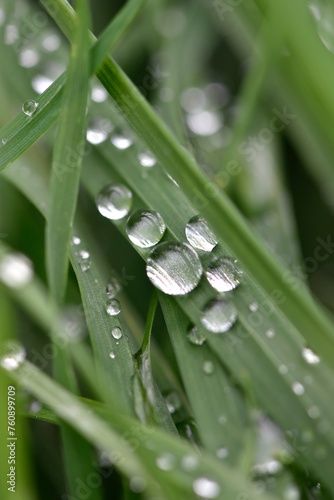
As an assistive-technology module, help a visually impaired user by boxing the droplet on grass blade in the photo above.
[111,327,122,340]
[187,325,206,346]
[106,299,121,316]
[111,134,132,150]
[192,477,220,499]
[126,210,166,248]
[0,253,33,288]
[22,99,38,116]
[146,242,202,295]
[96,184,132,220]
[185,215,217,252]
[138,151,156,167]
[205,258,240,292]
[201,297,237,333]
[302,347,320,365]
[0,341,26,371]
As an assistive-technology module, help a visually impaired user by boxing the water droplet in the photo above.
[86,118,111,145]
[79,249,90,260]
[91,82,108,103]
[0,253,33,288]
[2,138,7,145]
[279,364,288,375]
[106,278,122,298]
[96,184,132,220]
[71,236,81,245]
[205,258,240,292]
[29,400,42,413]
[19,48,40,68]
[165,391,181,414]
[201,297,237,333]
[181,454,199,471]
[109,351,116,360]
[249,302,258,312]
[111,134,132,150]
[146,242,202,295]
[22,99,38,117]
[138,151,157,167]
[302,347,320,365]
[106,299,121,316]
[203,360,215,374]
[216,447,229,459]
[292,382,305,396]
[180,87,207,113]
[192,477,220,499]
[0,341,26,371]
[265,329,275,339]
[126,210,166,248]
[187,325,206,346]
[185,215,217,252]
[129,476,146,493]
[187,110,222,136]
[156,452,176,471]
[308,406,320,419]
[79,258,91,272]
[111,327,122,339]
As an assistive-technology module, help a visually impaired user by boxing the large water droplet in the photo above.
[192,477,220,499]
[138,151,157,168]
[96,184,132,220]
[187,325,206,345]
[0,341,26,371]
[111,134,132,150]
[185,215,217,252]
[106,299,121,316]
[126,210,166,248]
[146,242,202,295]
[205,258,240,292]
[201,297,237,333]
[0,253,33,288]
[302,347,320,365]
[22,99,38,116]
[111,327,122,339]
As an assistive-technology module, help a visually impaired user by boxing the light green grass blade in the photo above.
[46,0,90,302]
[1,360,275,500]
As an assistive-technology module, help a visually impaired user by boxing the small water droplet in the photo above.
[138,151,157,167]
[216,447,229,459]
[129,476,147,493]
[0,253,33,288]
[205,258,240,292]
[302,347,320,365]
[292,382,305,396]
[279,365,288,375]
[109,351,116,359]
[201,297,237,333]
[146,242,202,296]
[165,391,181,414]
[0,341,26,371]
[111,134,133,150]
[187,325,206,346]
[29,400,42,413]
[91,82,108,103]
[96,184,132,220]
[86,118,110,145]
[249,302,258,312]
[180,87,207,113]
[22,99,39,117]
[126,210,166,248]
[156,452,176,471]
[106,299,121,316]
[2,138,7,145]
[265,329,275,339]
[308,406,320,419]
[31,74,53,94]
[111,327,122,339]
[79,258,91,272]
[187,110,222,136]
[185,215,218,252]
[19,48,40,68]
[79,249,90,260]
[203,360,215,374]
[192,477,220,499]
[71,236,81,245]
[181,454,199,471]
[106,278,122,298]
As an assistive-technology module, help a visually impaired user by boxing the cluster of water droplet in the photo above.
[71,236,91,272]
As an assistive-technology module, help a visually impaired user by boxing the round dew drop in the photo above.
[146,241,202,296]
[192,477,220,499]
[111,327,122,340]
[96,184,132,220]
[0,253,33,288]
[138,151,156,167]
[106,299,121,316]
[0,342,26,371]
[187,325,206,346]
[201,297,237,333]
[111,134,132,150]
[205,258,240,292]
[22,99,39,116]
[185,215,218,252]
[126,210,166,248]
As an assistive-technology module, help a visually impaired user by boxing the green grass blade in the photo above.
[46,0,90,302]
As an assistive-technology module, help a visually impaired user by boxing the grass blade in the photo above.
[46,0,90,302]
